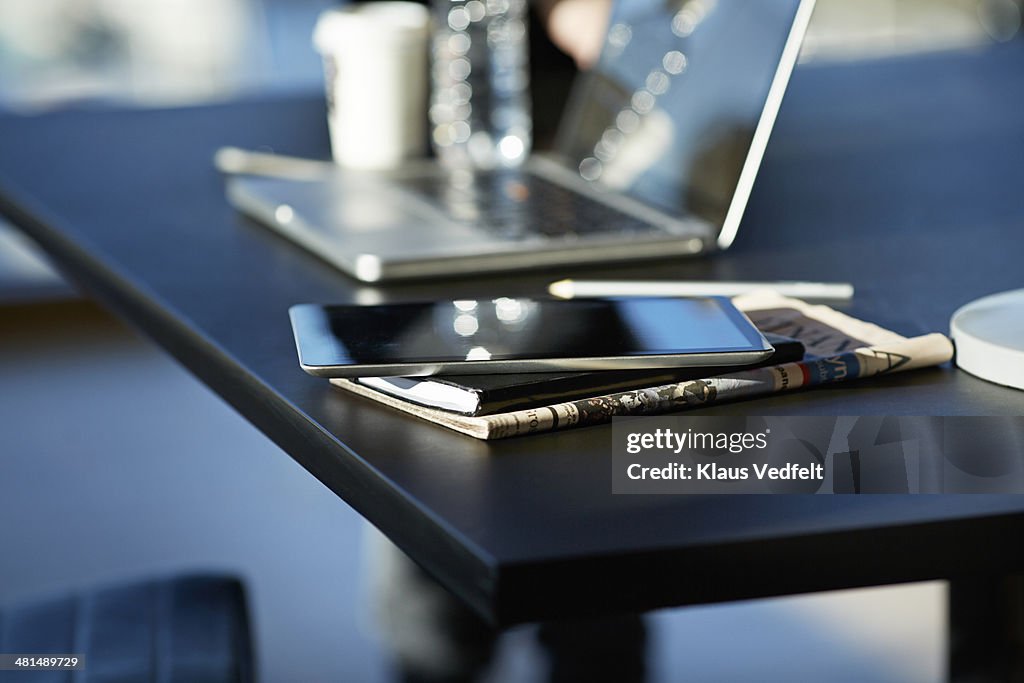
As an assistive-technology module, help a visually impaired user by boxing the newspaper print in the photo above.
[478,333,951,439]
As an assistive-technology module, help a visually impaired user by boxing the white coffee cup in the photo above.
[313,3,430,169]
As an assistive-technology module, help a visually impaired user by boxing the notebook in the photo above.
[355,333,805,415]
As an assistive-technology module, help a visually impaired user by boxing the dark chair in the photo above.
[0,574,253,683]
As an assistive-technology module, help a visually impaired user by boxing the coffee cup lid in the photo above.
[314,2,430,52]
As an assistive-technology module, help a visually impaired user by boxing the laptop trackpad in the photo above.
[226,174,500,259]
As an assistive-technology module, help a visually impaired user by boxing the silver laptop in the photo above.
[227,0,815,283]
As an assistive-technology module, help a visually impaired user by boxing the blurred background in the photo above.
[1,0,1022,298]
[0,1,1021,681]
[0,0,1020,110]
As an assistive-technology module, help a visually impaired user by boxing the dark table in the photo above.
[2,41,1023,651]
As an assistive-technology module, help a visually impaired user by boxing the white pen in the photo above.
[548,279,855,301]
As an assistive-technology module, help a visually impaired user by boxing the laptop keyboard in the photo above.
[394,171,665,239]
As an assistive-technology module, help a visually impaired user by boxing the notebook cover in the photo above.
[356,333,804,416]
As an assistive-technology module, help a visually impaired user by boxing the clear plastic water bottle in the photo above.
[429,0,532,168]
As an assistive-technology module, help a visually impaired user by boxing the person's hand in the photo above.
[537,0,612,69]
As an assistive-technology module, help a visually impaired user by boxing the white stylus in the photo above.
[548,279,855,301]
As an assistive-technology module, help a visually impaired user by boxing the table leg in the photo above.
[365,528,648,682]
[949,573,1024,682]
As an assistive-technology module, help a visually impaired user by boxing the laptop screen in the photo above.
[555,0,809,243]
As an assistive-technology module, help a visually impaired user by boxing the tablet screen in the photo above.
[291,297,770,367]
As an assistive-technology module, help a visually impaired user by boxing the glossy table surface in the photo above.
[2,44,1023,625]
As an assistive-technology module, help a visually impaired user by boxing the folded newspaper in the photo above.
[331,292,954,440]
